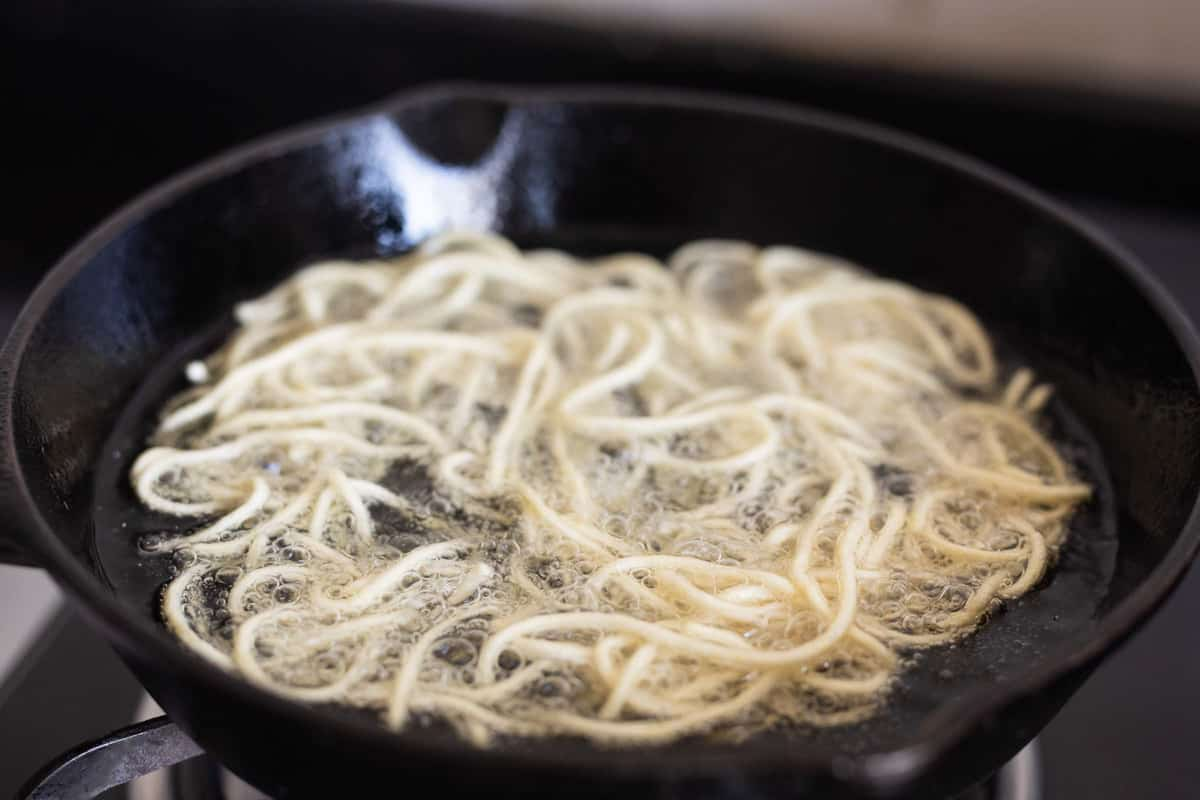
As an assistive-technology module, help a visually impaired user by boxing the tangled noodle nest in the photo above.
[132,232,1090,746]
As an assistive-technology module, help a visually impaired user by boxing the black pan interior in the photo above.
[11,88,1200,794]
[91,236,1118,763]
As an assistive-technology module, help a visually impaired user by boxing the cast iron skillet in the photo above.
[5,84,1200,799]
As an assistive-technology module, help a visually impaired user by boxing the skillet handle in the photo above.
[0,489,37,566]
[0,536,36,567]
[0,474,38,565]
[0,396,37,567]
[17,716,203,800]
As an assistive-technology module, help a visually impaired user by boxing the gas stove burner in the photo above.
[126,697,1041,800]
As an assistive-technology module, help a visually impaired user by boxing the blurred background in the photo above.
[2,1,1200,797]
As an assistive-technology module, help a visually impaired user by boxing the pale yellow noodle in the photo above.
[134,232,1089,747]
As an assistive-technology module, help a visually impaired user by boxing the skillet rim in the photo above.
[3,81,1200,789]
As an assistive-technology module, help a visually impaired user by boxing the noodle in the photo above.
[134,232,1089,745]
